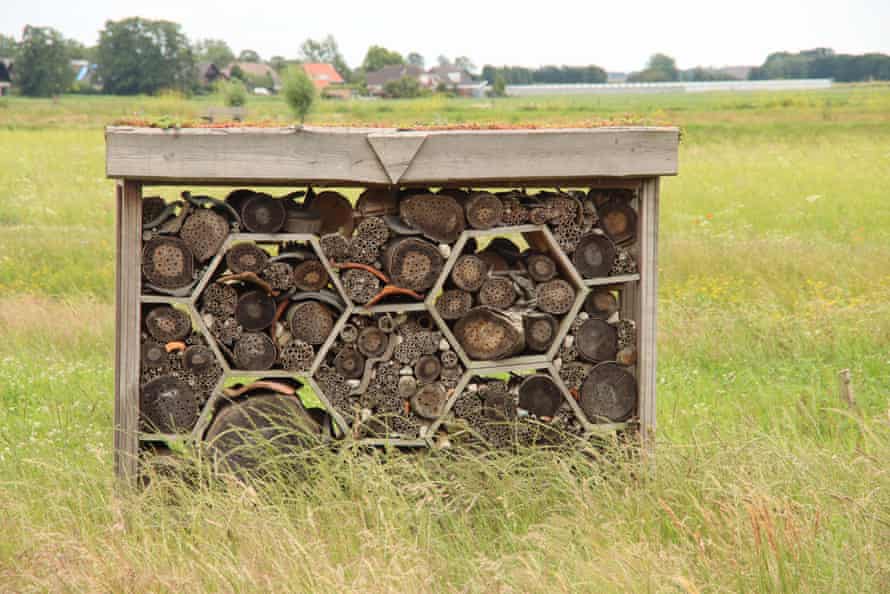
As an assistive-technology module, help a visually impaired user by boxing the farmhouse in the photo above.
[302,62,351,98]
[196,62,228,87]
[427,64,489,97]
[365,64,429,95]
[223,61,281,92]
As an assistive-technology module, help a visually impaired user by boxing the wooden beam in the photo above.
[114,180,142,485]
[106,126,679,184]
[637,178,659,451]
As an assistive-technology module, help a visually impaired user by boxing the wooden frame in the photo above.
[108,125,677,484]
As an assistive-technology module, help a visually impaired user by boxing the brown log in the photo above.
[579,362,637,422]
[142,236,195,290]
[382,237,444,293]
[410,383,448,419]
[183,345,216,375]
[309,191,355,236]
[453,307,525,361]
[451,254,489,292]
[399,193,466,243]
[180,208,229,262]
[357,187,398,218]
[356,326,388,358]
[573,233,616,279]
[518,374,563,418]
[334,345,366,379]
[144,305,192,342]
[292,259,330,292]
[287,301,335,345]
[436,289,473,321]
[226,243,269,275]
[584,290,618,318]
[525,253,557,282]
[523,313,558,352]
[414,354,442,384]
[224,189,257,218]
[535,279,575,315]
[598,200,637,245]
[242,193,286,233]
[140,375,201,433]
[478,277,517,309]
[141,341,168,369]
[235,290,277,331]
[465,192,504,230]
[575,318,618,363]
[233,332,277,370]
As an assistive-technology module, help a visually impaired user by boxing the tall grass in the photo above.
[1,88,889,591]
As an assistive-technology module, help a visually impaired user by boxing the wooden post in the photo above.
[638,178,659,451]
[114,179,142,484]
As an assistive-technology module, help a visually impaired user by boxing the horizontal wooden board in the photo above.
[106,126,679,185]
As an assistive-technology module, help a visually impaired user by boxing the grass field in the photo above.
[0,86,888,592]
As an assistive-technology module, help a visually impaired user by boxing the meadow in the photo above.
[0,86,888,592]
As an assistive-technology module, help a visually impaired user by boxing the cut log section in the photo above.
[287,301,335,345]
[598,201,637,245]
[478,277,517,309]
[308,191,354,236]
[573,234,616,278]
[233,332,277,370]
[204,394,324,475]
[436,289,473,321]
[241,193,286,233]
[453,307,525,361]
[334,346,366,379]
[235,290,277,331]
[141,341,168,370]
[414,355,442,383]
[224,189,257,217]
[523,313,558,352]
[451,254,489,292]
[575,318,618,363]
[584,290,619,318]
[183,345,216,375]
[180,209,230,262]
[357,187,398,218]
[226,243,269,275]
[526,253,557,282]
[410,383,448,419]
[292,259,329,292]
[399,193,466,243]
[465,192,504,230]
[356,326,388,358]
[144,306,192,342]
[382,237,444,293]
[535,279,575,315]
[142,236,195,290]
[579,362,637,422]
[140,375,201,433]
[518,374,563,418]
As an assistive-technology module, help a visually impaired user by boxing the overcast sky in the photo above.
[3,0,888,72]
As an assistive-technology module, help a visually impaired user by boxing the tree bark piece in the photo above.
[383,237,444,292]
[573,234,616,278]
[180,208,229,262]
[241,193,286,233]
[465,192,504,230]
[140,375,201,434]
[308,191,354,236]
[523,313,558,352]
[518,374,563,418]
[142,236,195,290]
[399,193,466,243]
[451,254,489,292]
[414,354,442,384]
[575,318,618,363]
[287,301,335,345]
[479,277,517,309]
[454,307,525,361]
[584,289,618,318]
[235,290,277,331]
[526,253,557,282]
[598,200,637,245]
[580,362,637,422]
[144,305,192,342]
[535,279,575,315]
[226,243,269,275]
[292,259,330,292]
[233,331,277,370]
[334,346,366,379]
[411,383,448,419]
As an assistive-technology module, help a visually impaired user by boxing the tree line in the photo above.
[2,19,890,98]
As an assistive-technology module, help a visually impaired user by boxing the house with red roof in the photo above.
[302,63,351,98]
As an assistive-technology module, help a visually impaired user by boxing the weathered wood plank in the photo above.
[637,178,659,451]
[114,180,142,485]
[106,126,391,185]
[401,128,679,183]
[106,126,679,184]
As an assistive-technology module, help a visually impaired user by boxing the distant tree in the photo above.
[229,64,245,81]
[628,53,679,82]
[437,55,450,67]
[481,64,605,85]
[299,35,350,80]
[454,56,475,73]
[407,52,425,68]
[268,55,288,72]
[491,74,506,97]
[238,49,261,63]
[16,26,73,96]
[97,18,195,95]
[383,75,422,98]
[64,39,95,61]
[362,45,404,72]
[282,65,316,122]
[681,67,736,81]
[0,34,18,59]
[748,48,890,82]
[195,39,235,66]
[217,78,247,106]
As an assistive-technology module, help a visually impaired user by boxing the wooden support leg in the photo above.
[638,178,660,453]
[114,180,142,485]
